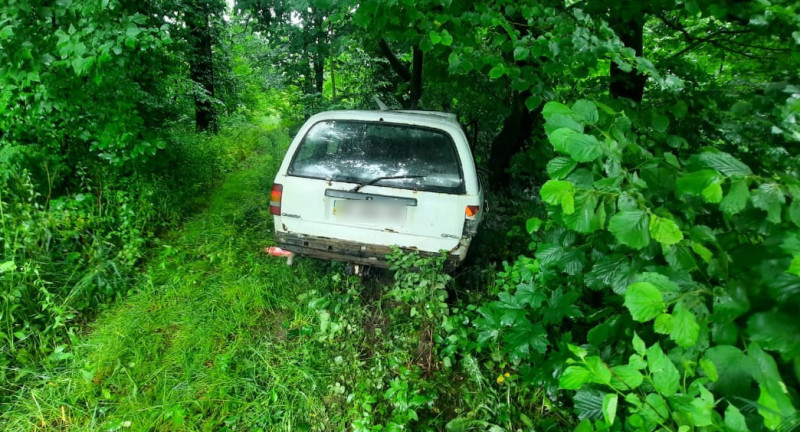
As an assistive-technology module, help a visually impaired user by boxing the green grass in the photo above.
[0,128,357,431]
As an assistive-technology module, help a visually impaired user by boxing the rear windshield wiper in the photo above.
[351,175,426,192]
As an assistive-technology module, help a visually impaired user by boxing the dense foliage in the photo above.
[0,0,287,395]
[2,0,800,430]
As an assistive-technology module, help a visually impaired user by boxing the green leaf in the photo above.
[488,64,505,79]
[788,254,800,277]
[789,201,800,227]
[752,183,785,223]
[515,283,547,308]
[585,356,612,385]
[447,52,460,70]
[568,343,588,359]
[640,394,670,428]
[574,390,604,420]
[649,215,683,246]
[548,128,579,152]
[629,354,647,370]
[543,288,583,323]
[624,282,664,322]
[637,272,680,293]
[701,182,723,203]
[0,261,15,273]
[585,254,635,294]
[664,244,698,272]
[602,393,618,426]
[71,55,96,75]
[560,366,592,390]
[540,180,576,214]
[513,46,529,60]
[572,100,599,125]
[758,383,792,430]
[748,311,800,359]
[525,95,542,111]
[563,190,600,233]
[440,30,453,46]
[565,133,603,162]
[705,345,756,397]
[697,152,752,177]
[0,25,14,40]
[663,152,680,168]
[749,345,796,428]
[573,420,593,432]
[610,365,644,390]
[546,115,583,134]
[687,387,715,426]
[691,242,713,263]
[503,320,548,360]
[587,323,610,346]
[429,30,442,44]
[632,332,646,355]
[536,244,585,275]
[526,217,543,234]
[542,101,572,119]
[646,343,680,397]
[608,210,650,250]
[547,157,577,179]
[699,357,718,382]
[676,170,719,195]
[724,404,748,432]
[652,113,670,132]
[670,302,699,347]
[653,314,673,334]
[720,179,749,215]
[126,24,142,39]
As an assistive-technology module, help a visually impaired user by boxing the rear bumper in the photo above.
[274,231,468,269]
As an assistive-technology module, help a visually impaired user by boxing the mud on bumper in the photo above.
[274,231,468,269]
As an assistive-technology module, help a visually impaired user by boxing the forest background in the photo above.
[1,0,800,431]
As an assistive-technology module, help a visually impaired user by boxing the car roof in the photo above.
[307,110,460,129]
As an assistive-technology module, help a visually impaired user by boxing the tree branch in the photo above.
[656,14,768,60]
[378,39,412,82]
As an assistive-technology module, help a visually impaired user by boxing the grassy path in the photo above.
[2,130,351,431]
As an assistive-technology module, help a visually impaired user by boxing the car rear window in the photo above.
[288,120,465,194]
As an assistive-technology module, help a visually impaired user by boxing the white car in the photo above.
[270,110,484,269]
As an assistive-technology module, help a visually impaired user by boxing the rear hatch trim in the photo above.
[324,188,418,206]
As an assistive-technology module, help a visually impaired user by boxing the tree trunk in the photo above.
[609,7,647,101]
[329,19,336,101]
[409,46,423,108]
[330,58,337,101]
[301,44,314,95]
[313,13,325,96]
[314,53,324,95]
[187,1,217,133]
[377,39,423,108]
[488,91,539,188]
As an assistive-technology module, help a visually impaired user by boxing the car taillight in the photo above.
[270,184,283,215]
[465,205,479,218]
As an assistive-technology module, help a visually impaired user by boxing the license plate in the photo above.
[334,200,406,224]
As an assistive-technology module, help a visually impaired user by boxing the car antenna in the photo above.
[372,95,389,111]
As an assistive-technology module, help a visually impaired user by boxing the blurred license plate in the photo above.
[334,200,406,223]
